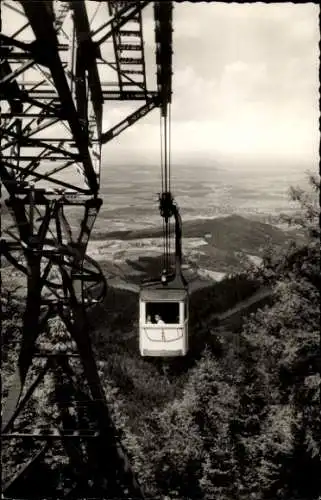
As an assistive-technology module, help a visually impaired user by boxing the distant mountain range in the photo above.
[1,211,304,298]
[88,214,301,285]
[100,214,290,249]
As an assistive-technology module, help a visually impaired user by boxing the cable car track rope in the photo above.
[160,103,173,275]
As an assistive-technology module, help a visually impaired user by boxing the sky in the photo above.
[103,2,319,172]
[2,1,320,187]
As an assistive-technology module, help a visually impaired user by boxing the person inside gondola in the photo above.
[146,315,153,324]
[155,314,165,325]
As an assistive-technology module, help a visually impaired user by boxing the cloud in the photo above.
[2,1,319,173]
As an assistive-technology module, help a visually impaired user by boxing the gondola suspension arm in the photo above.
[159,107,171,274]
[158,101,186,287]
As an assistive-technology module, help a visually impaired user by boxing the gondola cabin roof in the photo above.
[140,272,188,301]
[140,282,187,302]
[140,288,187,302]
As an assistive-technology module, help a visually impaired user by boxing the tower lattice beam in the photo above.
[1,1,173,498]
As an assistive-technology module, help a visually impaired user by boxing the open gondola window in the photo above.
[145,302,180,324]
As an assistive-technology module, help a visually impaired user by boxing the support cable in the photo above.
[163,112,169,272]
[159,102,174,276]
[166,107,173,273]
[168,104,171,194]
[160,113,166,271]
[159,112,164,193]
[168,104,172,268]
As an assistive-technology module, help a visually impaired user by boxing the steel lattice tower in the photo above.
[0,1,173,498]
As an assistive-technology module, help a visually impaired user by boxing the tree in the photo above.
[133,349,239,499]
[239,174,320,499]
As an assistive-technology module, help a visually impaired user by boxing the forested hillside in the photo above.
[97,175,320,500]
[1,176,320,499]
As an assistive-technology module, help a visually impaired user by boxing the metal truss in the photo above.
[1,1,173,498]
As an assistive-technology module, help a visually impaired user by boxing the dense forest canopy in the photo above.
[1,174,320,499]
[108,174,320,500]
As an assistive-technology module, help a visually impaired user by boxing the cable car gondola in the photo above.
[139,192,189,357]
[139,84,189,356]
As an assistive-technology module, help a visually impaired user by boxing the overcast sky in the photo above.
[104,2,319,172]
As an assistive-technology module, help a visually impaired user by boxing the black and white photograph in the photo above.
[1,1,320,499]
